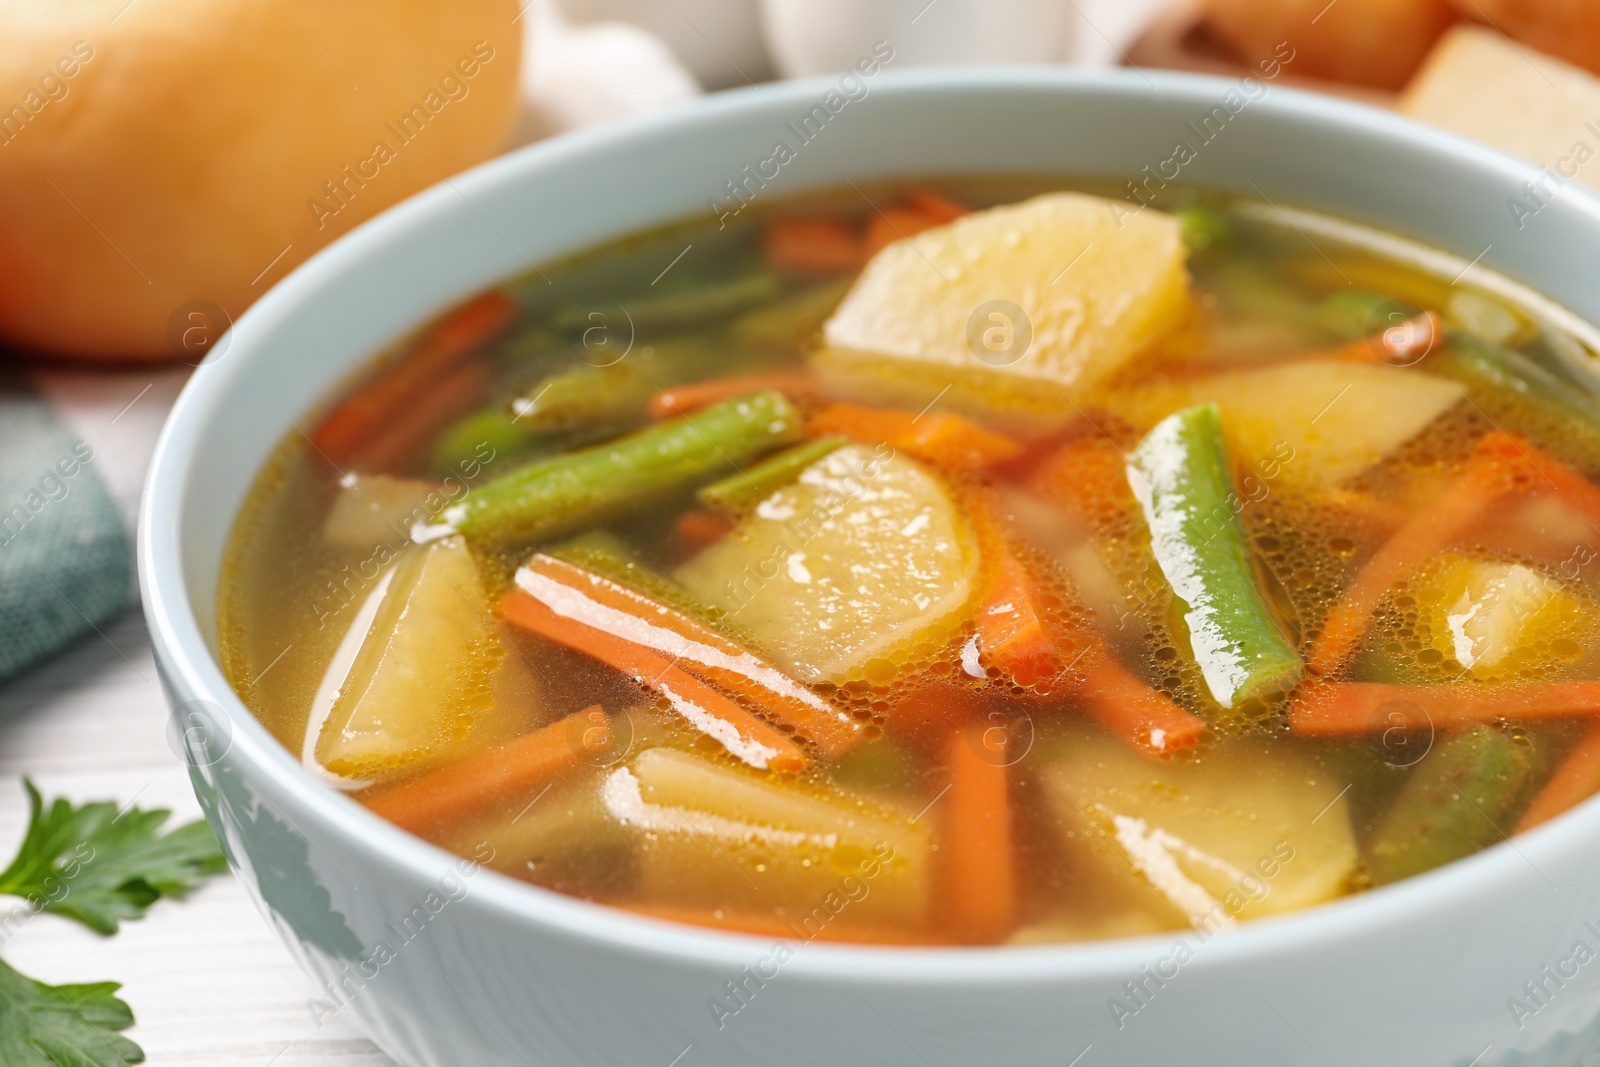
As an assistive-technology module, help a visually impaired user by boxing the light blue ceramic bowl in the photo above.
[140,68,1600,1067]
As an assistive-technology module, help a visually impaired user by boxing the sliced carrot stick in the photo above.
[764,216,865,274]
[966,492,1084,690]
[1024,436,1134,528]
[1077,659,1207,756]
[360,707,603,834]
[1153,313,1445,382]
[498,590,810,772]
[940,725,1015,944]
[863,192,969,255]
[1514,434,1600,526]
[647,371,819,420]
[1290,680,1600,736]
[977,547,1066,690]
[1517,723,1600,832]
[865,206,944,256]
[810,401,1024,472]
[967,491,1205,756]
[1307,432,1530,675]
[1322,488,1409,537]
[675,509,734,551]
[883,682,980,747]
[618,903,937,944]
[342,359,489,473]
[970,496,1053,671]
[313,290,517,463]
[904,189,968,224]
[515,554,863,756]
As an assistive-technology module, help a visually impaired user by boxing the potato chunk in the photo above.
[308,535,502,780]
[1419,557,1593,681]
[674,444,976,684]
[321,472,440,550]
[1107,361,1464,489]
[1044,735,1356,926]
[817,192,1189,421]
[606,747,930,930]
[442,776,638,895]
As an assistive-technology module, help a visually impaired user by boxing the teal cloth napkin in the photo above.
[0,373,132,681]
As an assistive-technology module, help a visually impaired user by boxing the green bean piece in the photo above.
[1316,290,1394,342]
[729,278,853,348]
[1127,404,1303,710]
[1365,725,1533,886]
[1434,332,1600,460]
[554,273,784,333]
[1174,207,1233,253]
[428,363,652,475]
[548,530,746,638]
[1199,259,1324,333]
[446,390,804,546]
[429,409,536,476]
[489,326,566,369]
[696,436,847,514]
[511,363,652,436]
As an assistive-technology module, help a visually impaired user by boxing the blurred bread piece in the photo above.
[1450,0,1600,78]
[0,0,522,360]
[1202,0,1457,90]
[1401,25,1600,193]
[1125,0,1394,106]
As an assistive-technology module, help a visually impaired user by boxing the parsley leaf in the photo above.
[0,956,143,1065]
[0,780,227,934]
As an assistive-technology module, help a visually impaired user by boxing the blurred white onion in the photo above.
[760,0,1072,77]
[510,0,704,145]
[556,0,773,88]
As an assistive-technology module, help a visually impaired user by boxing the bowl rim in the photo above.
[139,64,1600,985]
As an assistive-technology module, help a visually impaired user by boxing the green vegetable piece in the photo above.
[1435,332,1600,458]
[697,436,847,514]
[1365,725,1532,886]
[488,325,565,369]
[0,779,226,935]
[554,273,784,333]
[1200,259,1324,332]
[430,409,535,475]
[1127,403,1303,709]
[1316,290,1394,342]
[0,956,143,1066]
[728,278,853,348]
[510,362,652,435]
[429,361,681,475]
[447,390,804,546]
[1174,207,1233,253]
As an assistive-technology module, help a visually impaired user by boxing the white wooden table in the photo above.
[0,362,399,1066]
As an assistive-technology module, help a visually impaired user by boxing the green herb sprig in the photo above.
[0,780,227,1065]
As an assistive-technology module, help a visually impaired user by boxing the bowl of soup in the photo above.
[141,67,1600,1067]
